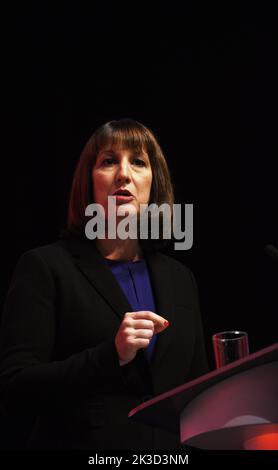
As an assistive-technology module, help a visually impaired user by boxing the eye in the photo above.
[133,158,146,167]
[102,157,117,166]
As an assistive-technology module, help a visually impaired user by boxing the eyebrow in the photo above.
[99,149,147,157]
[98,149,117,157]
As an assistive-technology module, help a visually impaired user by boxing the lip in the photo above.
[114,195,134,204]
[112,188,134,197]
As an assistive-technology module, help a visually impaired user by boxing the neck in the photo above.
[95,238,143,262]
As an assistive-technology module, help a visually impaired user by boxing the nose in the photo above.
[115,159,131,183]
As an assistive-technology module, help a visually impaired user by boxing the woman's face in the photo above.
[92,146,153,219]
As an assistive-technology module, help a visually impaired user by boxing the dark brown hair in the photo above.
[65,119,175,248]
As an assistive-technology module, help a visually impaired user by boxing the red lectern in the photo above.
[129,343,278,450]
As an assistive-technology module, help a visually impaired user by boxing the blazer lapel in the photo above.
[145,251,175,371]
[60,237,133,320]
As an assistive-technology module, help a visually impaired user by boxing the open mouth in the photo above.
[114,194,134,203]
[112,188,134,203]
[113,188,133,196]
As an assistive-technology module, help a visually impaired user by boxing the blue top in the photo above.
[104,258,157,361]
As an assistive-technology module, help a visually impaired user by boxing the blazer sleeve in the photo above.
[187,269,209,380]
[0,250,126,416]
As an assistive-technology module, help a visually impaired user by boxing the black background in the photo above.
[2,1,277,370]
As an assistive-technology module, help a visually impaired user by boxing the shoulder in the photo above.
[13,241,74,277]
[151,251,199,306]
[18,241,67,262]
[153,250,194,279]
[13,237,104,277]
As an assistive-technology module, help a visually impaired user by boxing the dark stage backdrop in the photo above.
[2,2,277,371]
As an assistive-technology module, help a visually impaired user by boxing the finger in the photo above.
[132,320,154,331]
[133,311,169,333]
[132,338,150,349]
[154,319,169,334]
[121,318,154,333]
[132,329,153,339]
[131,311,168,327]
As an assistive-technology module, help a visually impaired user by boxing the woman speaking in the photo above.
[0,119,208,449]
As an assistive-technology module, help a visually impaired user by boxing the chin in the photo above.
[116,204,138,217]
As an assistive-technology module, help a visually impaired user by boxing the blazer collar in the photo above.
[60,236,134,318]
[144,249,175,371]
[60,236,175,372]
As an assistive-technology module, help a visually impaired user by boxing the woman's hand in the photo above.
[115,311,169,366]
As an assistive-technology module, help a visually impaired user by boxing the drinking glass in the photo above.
[212,330,249,368]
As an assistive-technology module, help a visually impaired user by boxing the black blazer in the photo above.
[0,236,208,449]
